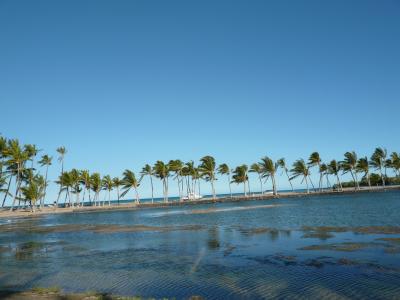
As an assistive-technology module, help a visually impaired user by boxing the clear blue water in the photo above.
[1,190,400,299]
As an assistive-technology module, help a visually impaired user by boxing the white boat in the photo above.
[182,193,202,201]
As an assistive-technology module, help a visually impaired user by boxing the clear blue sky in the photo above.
[1,0,399,201]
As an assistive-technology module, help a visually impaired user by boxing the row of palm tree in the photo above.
[1,134,399,211]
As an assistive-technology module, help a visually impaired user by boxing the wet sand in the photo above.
[0,185,399,220]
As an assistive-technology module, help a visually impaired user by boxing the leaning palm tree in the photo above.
[277,158,294,192]
[218,163,232,197]
[249,163,263,195]
[121,169,140,204]
[154,161,170,202]
[113,177,123,205]
[259,157,278,195]
[328,160,343,191]
[290,159,311,193]
[102,175,114,206]
[199,156,217,199]
[370,147,387,186]
[356,157,371,187]
[231,165,248,196]
[341,151,359,190]
[308,152,323,191]
[38,154,52,208]
[390,152,400,178]
[0,172,11,206]
[140,164,155,203]
[168,160,184,200]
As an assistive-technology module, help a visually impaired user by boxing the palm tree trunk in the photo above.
[354,171,360,190]
[2,176,12,207]
[366,172,371,187]
[336,174,342,191]
[243,181,247,196]
[150,175,154,203]
[309,176,316,192]
[117,186,120,205]
[134,188,139,204]
[285,170,294,191]
[271,174,277,196]
[10,165,21,211]
[305,176,309,194]
[211,179,216,199]
[380,167,385,187]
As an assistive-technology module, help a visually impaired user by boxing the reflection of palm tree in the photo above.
[356,157,371,187]
[328,160,342,191]
[121,169,140,204]
[199,156,217,199]
[277,158,293,192]
[231,164,248,196]
[259,157,278,195]
[290,159,311,193]
[140,164,154,203]
[341,151,359,190]
[370,147,387,186]
[218,163,232,197]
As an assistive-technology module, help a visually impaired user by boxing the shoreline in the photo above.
[1,185,399,220]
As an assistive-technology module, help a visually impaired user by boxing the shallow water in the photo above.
[1,191,400,299]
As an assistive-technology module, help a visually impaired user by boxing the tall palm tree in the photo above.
[290,159,311,193]
[356,157,371,187]
[140,164,154,203]
[56,146,67,174]
[113,177,123,205]
[21,178,43,212]
[55,171,73,207]
[102,175,114,206]
[249,163,263,195]
[341,151,359,190]
[308,152,323,191]
[218,163,232,197]
[199,156,217,199]
[328,160,342,191]
[0,172,11,206]
[168,160,184,200]
[121,169,140,204]
[370,147,387,186]
[259,157,278,195]
[90,173,102,207]
[192,167,202,197]
[390,152,400,178]
[231,164,248,196]
[24,144,40,170]
[38,154,52,208]
[69,169,81,207]
[5,139,29,211]
[277,158,294,192]
[154,161,170,202]
[183,161,196,197]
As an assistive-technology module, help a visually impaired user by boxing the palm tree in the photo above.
[80,170,91,204]
[277,158,294,192]
[5,139,29,210]
[249,163,263,195]
[55,171,73,207]
[140,164,154,203]
[328,160,342,191]
[319,163,331,189]
[356,157,371,187]
[102,175,114,206]
[154,161,170,202]
[259,157,279,195]
[390,152,400,178]
[290,159,311,193]
[199,156,217,199]
[192,167,202,197]
[341,151,359,190]
[121,169,140,204]
[56,146,67,174]
[70,169,81,207]
[24,144,40,170]
[38,154,52,208]
[231,165,249,196]
[90,173,102,207]
[218,163,232,197]
[113,177,123,205]
[308,152,323,191]
[183,161,196,197]
[0,172,11,206]
[21,179,43,212]
[370,147,387,186]
[168,160,184,200]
